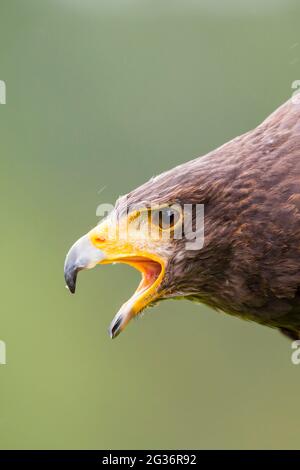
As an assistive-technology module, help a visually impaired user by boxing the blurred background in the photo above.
[1,0,300,450]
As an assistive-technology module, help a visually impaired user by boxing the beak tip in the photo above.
[64,234,105,296]
[108,329,115,339]
[68,284,76,294]
[108,315,123,339]
[64,270,77,294]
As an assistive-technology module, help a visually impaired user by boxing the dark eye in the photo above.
[152,207,181,230]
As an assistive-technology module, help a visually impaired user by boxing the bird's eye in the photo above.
[151,206,181,231]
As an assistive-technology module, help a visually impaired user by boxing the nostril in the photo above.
[94,236,106,244]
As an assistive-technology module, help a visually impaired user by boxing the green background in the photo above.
[1,0,300,449]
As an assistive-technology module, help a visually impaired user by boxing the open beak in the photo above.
[64,230,165,338]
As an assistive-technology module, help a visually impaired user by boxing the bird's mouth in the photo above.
[64,233,165,338]
[103,255,165,338]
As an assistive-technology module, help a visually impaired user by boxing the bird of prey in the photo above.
[64,97,300,340]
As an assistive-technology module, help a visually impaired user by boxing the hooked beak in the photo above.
[64,234,106,294]
[64,229,165,338]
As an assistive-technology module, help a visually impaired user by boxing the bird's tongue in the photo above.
[108,259,162,338]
